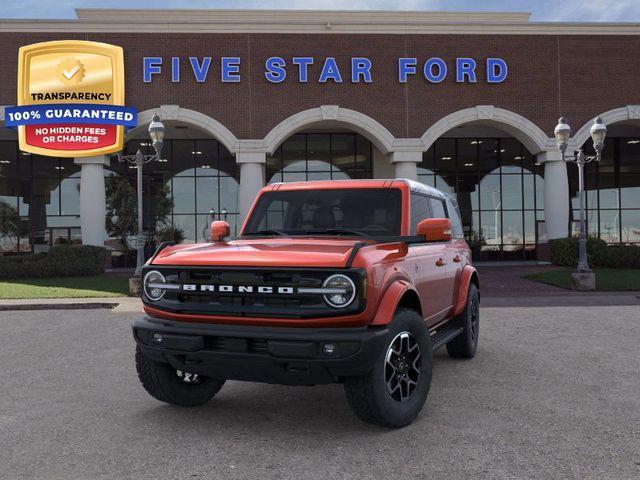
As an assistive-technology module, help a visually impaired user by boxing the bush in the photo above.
[593,244,640,269]
[550,237,640,269]
[0,245,107,279]
[155,226,185,244]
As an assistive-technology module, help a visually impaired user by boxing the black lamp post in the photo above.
[117,113,165,275]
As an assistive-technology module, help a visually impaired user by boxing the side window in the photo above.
[410,193,431,234]
[430,197,447,220]
[446,198,464,239]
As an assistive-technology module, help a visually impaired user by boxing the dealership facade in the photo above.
[0,9,639,261]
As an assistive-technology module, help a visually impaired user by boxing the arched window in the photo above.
[569,135,640,244]
[267,133,373,184]
[113,138,240,245]
[418,137,544,260]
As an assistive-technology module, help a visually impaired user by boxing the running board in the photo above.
[430,326,464,350]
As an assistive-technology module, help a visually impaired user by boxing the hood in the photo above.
[151,237,367,268]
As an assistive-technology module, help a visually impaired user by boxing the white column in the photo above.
[538,151,569,239]
[74,155,109,246]
[237,151,266,225]
[390,151,422,181]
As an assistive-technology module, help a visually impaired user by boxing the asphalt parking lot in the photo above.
[1,304,639,480]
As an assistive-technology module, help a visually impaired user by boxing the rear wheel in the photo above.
[446,283,479,359]
[344,308,433,428]
[135,346,225,406]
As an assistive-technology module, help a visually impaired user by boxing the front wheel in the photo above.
[135,346,225,406]
[343,308,433,428]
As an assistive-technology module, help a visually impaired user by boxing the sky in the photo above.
[1,0,639,22]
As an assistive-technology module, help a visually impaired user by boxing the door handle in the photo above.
[435,258,447,267]
[453,255,462,263]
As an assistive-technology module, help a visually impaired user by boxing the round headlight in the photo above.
[322,274,356,308]
[143,270,166,301]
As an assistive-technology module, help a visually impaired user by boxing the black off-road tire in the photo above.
[343,308,433,428]
[446,283,479,359]
[135,346,225,406]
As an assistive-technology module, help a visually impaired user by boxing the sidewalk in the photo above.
[476,264,568,297]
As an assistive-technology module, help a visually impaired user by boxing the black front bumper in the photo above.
[133,317,390,386]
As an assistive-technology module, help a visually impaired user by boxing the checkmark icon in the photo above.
[62,64,80,79]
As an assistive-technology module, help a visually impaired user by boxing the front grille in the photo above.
[204,336,269,354]
[143,266,365,319]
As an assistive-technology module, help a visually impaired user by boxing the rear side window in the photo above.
[430,197,447,220]
[410,193,431,234]
[446,198,464,239]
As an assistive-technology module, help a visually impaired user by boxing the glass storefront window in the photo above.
[172,214,196,243]
[307,134,331,172]
[621,210,640,243]
[524,210,536,245]
[523,174,536,210]
[502,211,524,249]
[455,175,479,211]
[172,177,196,214]
[171,141,195,177]
[196,176,219,214]
[501,175,523,211]
[479,175,501,211]
[417,136,545,260]
[266,133,372,184]
[0,142,18,178]
[599,210,620,243]
[500,138,523,174]
[621,174,640,209]
[102,138,240,265]
[434,138,456,176]
[456,138,477,173]
[60,176,80,216]
[569,136,640,244]
[479,139,500,173]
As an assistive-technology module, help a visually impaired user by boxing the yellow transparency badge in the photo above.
[9,40,130,157]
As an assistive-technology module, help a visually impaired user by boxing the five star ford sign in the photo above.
[5,40,137,157]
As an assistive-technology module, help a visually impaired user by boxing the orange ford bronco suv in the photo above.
[133,179,479,427]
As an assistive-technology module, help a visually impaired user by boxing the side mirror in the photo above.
[416,218,451,242]
[210,221,230,242]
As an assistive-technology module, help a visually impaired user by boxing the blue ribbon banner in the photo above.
[4,104,138,128]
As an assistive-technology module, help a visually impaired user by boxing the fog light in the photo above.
[152,333,164,344]
[323,343,337,355]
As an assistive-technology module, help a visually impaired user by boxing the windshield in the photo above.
[243,188,402,237]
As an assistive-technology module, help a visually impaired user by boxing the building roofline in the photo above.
[73,9,533,23]
[0,9,639,35]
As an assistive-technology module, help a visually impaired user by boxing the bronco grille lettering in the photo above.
[179,284,296,294]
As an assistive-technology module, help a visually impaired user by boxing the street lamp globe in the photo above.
[554,117,571,153]
[148,113,165,156]
[589,116,607,154]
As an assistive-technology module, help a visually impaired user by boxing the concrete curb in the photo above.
[0,296,142,312]
[482,293,640,308]
[0,302,120,311]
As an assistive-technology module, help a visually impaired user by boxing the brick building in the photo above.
[0,9,639,261]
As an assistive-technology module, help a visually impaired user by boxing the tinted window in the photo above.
[446,198,464,239]
[410,193,431,234]
[245,188,402,236]
[430,197,447,220]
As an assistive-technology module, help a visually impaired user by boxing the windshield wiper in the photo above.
[243,229,289,236]
[302,228,369,237]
